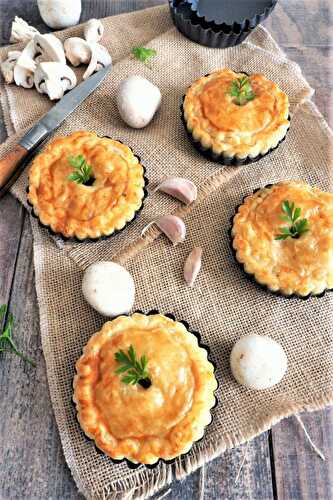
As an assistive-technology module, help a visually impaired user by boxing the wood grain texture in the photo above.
[0,1,332,499]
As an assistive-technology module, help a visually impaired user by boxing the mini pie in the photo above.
[183,68,290,161]
[231,181,333,297]
[28,131,147,240]
[73,312,217,465]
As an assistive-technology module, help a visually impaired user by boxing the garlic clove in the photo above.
[184,247,202,287]
[156,177,197,205]
[141,215,186,245]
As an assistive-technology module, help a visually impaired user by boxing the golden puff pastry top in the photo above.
[232,181,333,296]
[183,69,290,159]
[28,131,146,240]
[73,313,217,465]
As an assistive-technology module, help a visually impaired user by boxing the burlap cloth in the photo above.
[1,4,332,499]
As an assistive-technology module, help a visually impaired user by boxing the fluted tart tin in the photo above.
[229,184,333,300]
[169,0,277,49]
[73,310,219,469]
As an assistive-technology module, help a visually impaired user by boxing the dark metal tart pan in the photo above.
[72,309,219,469]
[228,184,333,300]
[169,0,277,49]
[26,136,149,243]
[181,97,290,167]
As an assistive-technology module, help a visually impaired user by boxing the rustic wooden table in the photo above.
[0,1,332,499]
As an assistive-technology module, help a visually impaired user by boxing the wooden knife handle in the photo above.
[0,144,28,189]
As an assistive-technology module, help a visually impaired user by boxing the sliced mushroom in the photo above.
[34,34,66,65]
[10,16,39,44]
[83,42,111,80]
[64,37,91,67]
[0,51,21,84]
[34,62,77,100]
[13,64,34,88]
[15,40,39,72]
[84,19,104,43]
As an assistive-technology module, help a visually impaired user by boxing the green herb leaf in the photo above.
[132,46,157,68]
[275,200,310,240]
[228,76,256,106]
[67,154,93,185]
[0,305,35,366]
[114,344,150,386]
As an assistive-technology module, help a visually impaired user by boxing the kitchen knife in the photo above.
[0,65,111,199]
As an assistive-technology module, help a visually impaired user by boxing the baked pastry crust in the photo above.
[183,69,289,159]
[73,312,217,465]
[28,131,146,240]
[231,181,333,297]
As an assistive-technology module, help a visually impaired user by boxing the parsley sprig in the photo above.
[68,154,93,185]
[228,76,255,106]
[0,305,35,366]
[115,345,151,387]
[132,46,157,68]
[275,200,310,240]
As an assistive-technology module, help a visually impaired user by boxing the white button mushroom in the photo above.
[37,0,81,29]
[230,334,287,390]
[10,17,39,44]
[116,75,161,129]
[82,262,135,317]
[34,62,77,100]
[84,18,104,43]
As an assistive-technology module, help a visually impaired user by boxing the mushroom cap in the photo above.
[83,42,111,80]
[117,75,162,129]
[64,37,92,67]
[34,61,77,100]
[82,261,135,317]
[84,18,104,43]
[37,0,81,29]
[230,334,287,390]
[34,33,66,65]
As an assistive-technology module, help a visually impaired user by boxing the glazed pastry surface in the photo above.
[232,181,333,296]
[183,69,289,159]
[73,313,217,464]
[28,131,146,239]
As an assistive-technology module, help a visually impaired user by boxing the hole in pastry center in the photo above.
[138,377,152,389]
[82,176,96,187]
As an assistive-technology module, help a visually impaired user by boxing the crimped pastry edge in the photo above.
[181,69,290,166]
[72,310,219,469]
[228,183,333,299]
[26,135,149,243]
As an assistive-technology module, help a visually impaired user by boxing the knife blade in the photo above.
[0,65,111,198]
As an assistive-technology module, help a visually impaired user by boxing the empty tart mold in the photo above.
[182,69,290,166]
[169,0,277,48]
[73,311,218,467]
[230,181,333,298]
[27,131,148,241]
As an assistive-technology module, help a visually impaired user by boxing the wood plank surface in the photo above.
[0,1,332,499]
